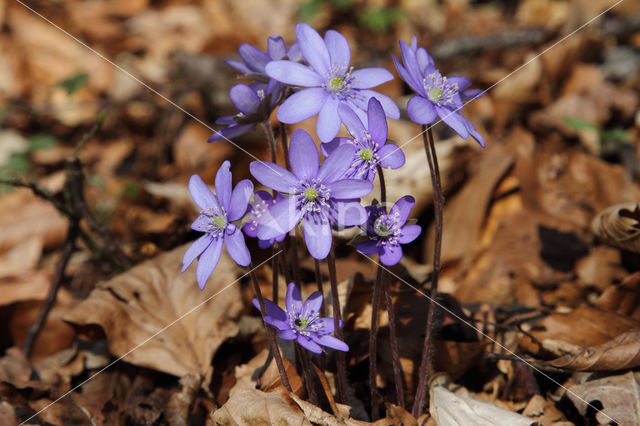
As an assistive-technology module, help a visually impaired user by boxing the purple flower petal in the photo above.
[196,238,223,289]
[317,143,356,183]
[296,23,330,76]
[208,124,256,142]
[188,174,219,211]
[327,200,367,227]
[250,161,298,194]
[399,40,425,96]
[267,35,286,60]
[356,239,379,255]
[279,329,297,340]
[461,88,484,103]
[265,60,325,87]
[352,68,393,89]
[315,318,336,334]
[415,47,434,74]
[224,226,251,267]
[227,179,254,221]
[436,107,469,139]
[229,84,261,115]
[238,43,270,73]
[286,282,303,312]
[303,291,323,316]
[181,234,213,273]
[257,197,303,240]
[354,90,400,120]
[324,30,350,68]
[225,59,252,75]
[459,113,486,147]
[407,96,437,124]
[252,298,290,330]
[313,334,348,351]
[215,116,235,125]
[379,243,403,266]
[398,224,421,244]
[447,76,472,92]
[378,143,405,169]
[276,87,329,124]
[191,214,209,232]
[338,103,366,140]
[304,212,332,259]
[320,137,349,157]
[366,97,387,145]
[289,129,319,180]
[215,161,233,210]
[328,179,373,199]
[392,54,423,95]
[390,195,415,226]
[297,335,323,353]
[316,97,341,142]
[287,42,302,61]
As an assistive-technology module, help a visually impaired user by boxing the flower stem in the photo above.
[262,120,278,164]
[297,344,319,405]
[249,263,292,392]
[262,120,280,301]
[384,273,405,408]
[279,122,291,170]
[290,227,302,285]
[412,126,444,417]
[369,266,384,420]
[327,245,348,403]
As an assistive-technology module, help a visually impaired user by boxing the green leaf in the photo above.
[56,72,88,95]
[298,0,322,22]
[124,181,140,198]
[358,6,404,33]
[563,116,597,131]
[6,153,30,173]
[601,128,631,143]
[28,134,58,152]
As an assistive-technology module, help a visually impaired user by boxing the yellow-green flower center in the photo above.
[294,318,308,329]
[329,76,344,90]
[429,87,443,102]
[304,188,319,200]
[211,216,227,229]
[358,148,373,161]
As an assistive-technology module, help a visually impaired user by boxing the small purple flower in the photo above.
[265,23,400,142]
[357,196,422,265]
[226,35,302,78]
[321,97,405,182]
[182,161,253,289]
[250,128,373,259]
[253,282,348,353]
[393,36,485,147]
[208,82,279,142]
[243,190,286,249]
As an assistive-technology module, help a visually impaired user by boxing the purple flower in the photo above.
[208,82,279,142]
[265,23,400,142]
[182,161,253,289]
[226,35,302,77]
[357,196,422,265]
[250,128,373,259]
[393,36,485,147]
[321,97,405,182]
[243,190,286,249]
[253,282,348,353]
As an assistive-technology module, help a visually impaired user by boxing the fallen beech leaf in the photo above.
[0,236,43,278]
[567,371,640,425]
[64,244,243,380]
[591,202,640,253]
[521,394,568,424]
[429,374,534,425]
[548,328,640,371]
[596,272,640,319]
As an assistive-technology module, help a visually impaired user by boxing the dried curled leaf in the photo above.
[591,202,640,253]
[548,329,640,371]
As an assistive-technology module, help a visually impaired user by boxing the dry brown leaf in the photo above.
[64,244,243,380]
[520,307,640,356]
[567,371,640,425]
[429,374,535,426]
[548,328,640,371]
[521,394,568,424]
[591,202,640,253]
[0,236,43,278]
[575,246,626,292]
[596,272,640,319]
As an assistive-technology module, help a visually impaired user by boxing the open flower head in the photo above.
[182,162,253,289]
[250,128,373,259]
[243,190,286,249]
[226,35,302,77]
[322,97,405,182]
[266,23,400,142]
[253,283,348,353]
[357,196,422,265]
[393,36,485,147]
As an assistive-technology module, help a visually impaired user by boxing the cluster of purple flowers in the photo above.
[183,24,485,356]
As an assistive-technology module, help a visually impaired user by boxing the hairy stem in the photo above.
[384,273,405,408]
[369,266,384,420]
[279,122,291,170]
[412,126,444,417]
[327,245,348,403]
[249,263,292,392]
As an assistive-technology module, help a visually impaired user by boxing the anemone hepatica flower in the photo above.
[243,190,286,249]
[357,196,421,265]
[321,97,405,182]
[182,161,253,289]
[253,282,348,353]
[265,23,400,142]
[250,129,373,259]
[208,82,280,142]
[393,36,485,147]
[226,35,302,78]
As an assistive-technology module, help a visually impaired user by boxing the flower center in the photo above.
[374,219,391,237]
[324,66,355,100]
[328,76,344,91]
[358,148,373,161]
[371,212,401,245]
[289,307,322,337]
[428,87,443,102]
[202,206,228,238]
[423,72,458,106]
[296,179,330,213]
[304,188,318,201]
[211,216,227,229]
[294,318,307,328]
